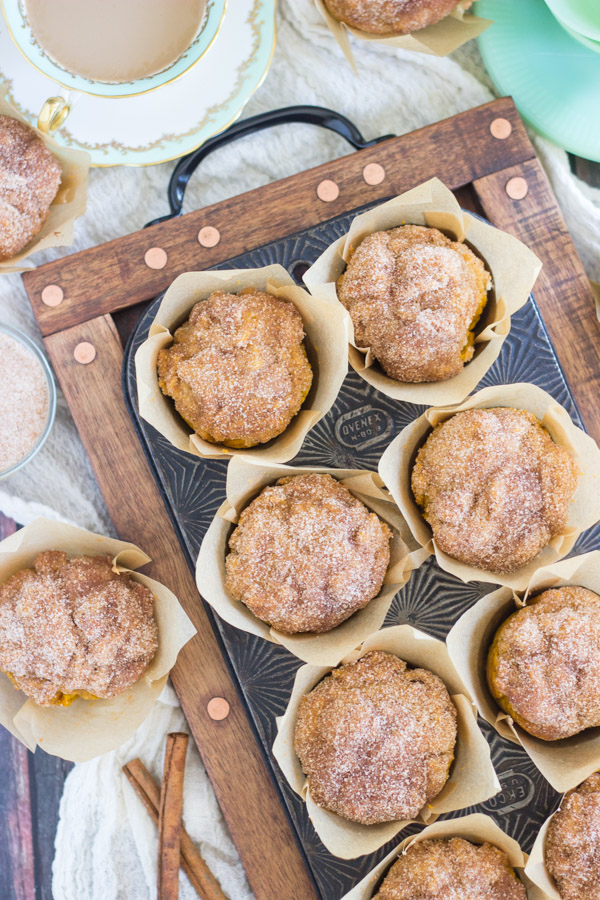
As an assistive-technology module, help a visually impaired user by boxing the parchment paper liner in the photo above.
[134,265,348,463]
[447,551,600,794]
[378,382,600,591]
[273,624,500,859]
[314,0,492,70]
[0,518,196,762]
[196,457,428,666]
[0,88,90,275]
[341,813,544,900]
[525,810,565,900]
[303,178,541,407]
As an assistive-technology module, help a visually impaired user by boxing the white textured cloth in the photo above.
[0,2,598,898]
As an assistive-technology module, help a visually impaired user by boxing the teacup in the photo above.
[1,0,227,132]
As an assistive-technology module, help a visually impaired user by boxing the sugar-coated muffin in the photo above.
[337,225,490,383]
[546,772,600,900]
[488,586,600,741]
[324,0,471,35]
[294,650,457,824]
[225,473,392,634]
[374,837,527,899]
[0,115,61,261]
[411,407,579,573]
[157,289,313,448]
[0,551,158,706]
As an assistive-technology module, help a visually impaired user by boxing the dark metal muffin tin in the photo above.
[123,203,598,899]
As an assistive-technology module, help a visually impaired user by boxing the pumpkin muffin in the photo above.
[411,407,579,573]
[324,0,471,35]
[488,586,600,741]
[0,551,158,706]
[157,289,313,448]
[225,473,392,634]
[374,837,526,899]
[294,650,457,824]
[337,225,490,382]
[545,772,600,900]
[0,115,61,261]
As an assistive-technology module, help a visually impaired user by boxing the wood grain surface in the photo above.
[43,316,317,900]
[23,98,533,337]
[8,97,600,900]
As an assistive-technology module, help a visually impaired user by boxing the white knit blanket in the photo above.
[1,2,599,898]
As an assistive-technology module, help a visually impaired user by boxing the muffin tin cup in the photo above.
[525,812,563,900]
[378,382,600,592]
[447,550,600,794]
[273,624,500,859]
[340,813,540,900]
[134,264,349,463]
[0,89,90,275]
[196,457,427,666]
[314,0,491,70]
[303,178,541,407]
[0,518,196,762]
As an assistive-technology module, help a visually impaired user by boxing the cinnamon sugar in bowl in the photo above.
[0,324,56,478]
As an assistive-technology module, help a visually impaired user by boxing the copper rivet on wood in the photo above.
[198,226,221,248]
[362,163,386,185]
[207,697,230,721]
[144,247,168,269]
[490,117,512,140]
[73,341,96,364]
[41,284,64,307]
[316,179,339,202]
[505,176,529,200]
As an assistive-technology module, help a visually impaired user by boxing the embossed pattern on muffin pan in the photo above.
[123,206,597,899]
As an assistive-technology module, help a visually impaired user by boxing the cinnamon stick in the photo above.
[122,757,226,900]
[158,732,189,900]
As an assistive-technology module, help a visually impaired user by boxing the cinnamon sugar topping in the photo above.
[489,586,600,741]
[375,838,526,899]
[546,773,600,900]
[157,289,313,448]
[411,407,579,573]
[0,333,49,473]
[294,650,457,825]
[0,551,158,706]
[225,474,392,634]
[324,0,472,35]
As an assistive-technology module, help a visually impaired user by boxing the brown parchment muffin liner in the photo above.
[303,178,541,407]
[273,624,500,859]
[196,457,428,666]
[0,88,90,275]
[378,382,600,592]
[525,812,566,900]
[314,0,492,69]
[134,265,349,464]
[0,518,196,762]
[341,813,544,900]
[447,551,600,794]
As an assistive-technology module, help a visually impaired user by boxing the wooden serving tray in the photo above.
[21,98,600,900]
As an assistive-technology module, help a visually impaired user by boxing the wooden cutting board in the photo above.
[21,97,600,900]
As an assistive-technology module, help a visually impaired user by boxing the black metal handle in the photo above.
[145,105,395,228]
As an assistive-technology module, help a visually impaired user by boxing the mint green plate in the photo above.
[476,0,600,162]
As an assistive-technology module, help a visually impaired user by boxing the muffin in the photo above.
[157,288,313,448]
[411,407,579,573]
[0,551,158,706]
[323,0,472,35]
[294,650,457,824]
[374,837,527,899]
[488,586,600,741]
[0,115,62,261]
[545,772,600,900]
[225,473,392,634]
[336,224,490,383]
